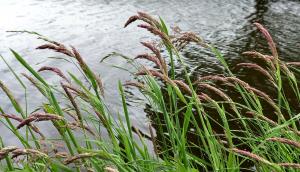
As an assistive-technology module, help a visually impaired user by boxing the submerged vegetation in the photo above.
[0,12,300,171]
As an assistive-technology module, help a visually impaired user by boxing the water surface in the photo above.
[0,0,299,145]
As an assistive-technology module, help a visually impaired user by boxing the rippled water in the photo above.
[0,0,299,144]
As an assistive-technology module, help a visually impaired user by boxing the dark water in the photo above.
[0,0,299,146]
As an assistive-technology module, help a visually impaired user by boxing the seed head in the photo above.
[267,137,300,149]
[38,66,70,83]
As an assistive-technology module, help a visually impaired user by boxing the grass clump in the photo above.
[0,12,299,171]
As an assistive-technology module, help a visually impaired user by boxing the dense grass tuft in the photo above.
[0,12,299,171]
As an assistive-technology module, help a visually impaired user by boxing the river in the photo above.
[0,0,299,145]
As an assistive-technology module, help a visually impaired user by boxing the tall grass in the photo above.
[0,12,299,171]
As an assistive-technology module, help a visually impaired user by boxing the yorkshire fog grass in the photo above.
[0,12,299,171]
